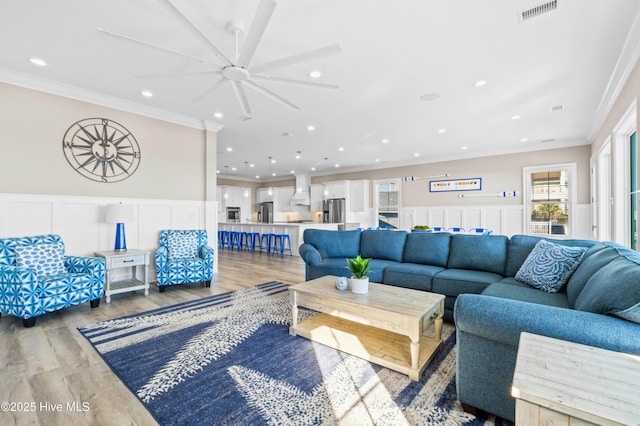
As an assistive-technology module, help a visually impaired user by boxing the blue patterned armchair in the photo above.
[155,230,214,292]
[0,234,105,327]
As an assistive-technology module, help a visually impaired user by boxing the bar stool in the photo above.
[219,230,230,248]
[238,231,249,251]
[260,233,277,254]
[274,234,292,256]
[229,231,240,250]
[248,232,261,252]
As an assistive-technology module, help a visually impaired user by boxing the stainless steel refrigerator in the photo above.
[322,198,345,223]
[258,202,273,223]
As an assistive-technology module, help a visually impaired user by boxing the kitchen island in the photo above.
[218,222,339,256]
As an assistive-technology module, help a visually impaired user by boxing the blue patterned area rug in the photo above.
[79,282,510,425]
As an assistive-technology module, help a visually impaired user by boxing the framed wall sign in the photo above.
[429,178,482,192]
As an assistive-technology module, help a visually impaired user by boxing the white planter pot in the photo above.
[349,277,369,294]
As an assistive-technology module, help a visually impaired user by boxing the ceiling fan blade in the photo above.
[244,80,300,111]
[249,44,342,74]
[230,81,252,116]
[237,0,277,68]
[252,75,338,90]
[155,0,233,65]
[192,78,227,104]
[134,71,222,78]
[98,28,223,68]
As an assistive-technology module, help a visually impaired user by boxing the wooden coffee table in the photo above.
[289,275,445,381]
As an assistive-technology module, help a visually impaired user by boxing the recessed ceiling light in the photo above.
[338,147,344,151]
[521,137,528,142]
[295,154,301,159]
[216,170,220,174]
[271,159,276,163]
[311,167,316,171]
[375,159,380,162]
[438,128,446,134]
[141,90,153,98]
[290,170,295,174]
[214,111,224,119]
[461,146,468,150]
[381,139,389,144]
[473,80,487,87]
[231,167,236,171]
[307,125,315,132]
[272,172,276,176]
[255,175,260,178]
[249,163,255,167]
[29,57,47,67]
[309,70,322,79]
[226,147,233,152]
[414,153,420,157]
[334,164,340,168]
[420,93,440,101]
[512,115,521,120]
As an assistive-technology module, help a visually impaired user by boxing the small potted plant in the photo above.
[412,225,431,232]
[346,254,371,294]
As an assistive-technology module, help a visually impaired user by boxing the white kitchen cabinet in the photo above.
[218,186,251,222]
[310,184,324,211]
[323,181,348,199]
[257,187,274,203]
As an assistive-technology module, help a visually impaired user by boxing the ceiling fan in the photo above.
[98,0,341,117]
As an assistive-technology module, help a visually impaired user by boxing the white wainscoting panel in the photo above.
[401,204,591,238]
[0,193,215,283]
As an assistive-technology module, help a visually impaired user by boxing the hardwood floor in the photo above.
[0,249,306,426]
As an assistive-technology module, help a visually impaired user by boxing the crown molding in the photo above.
[0,67,224,132]
[588,7,640,141]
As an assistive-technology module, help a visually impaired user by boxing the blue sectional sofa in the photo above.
[299,229,640,422]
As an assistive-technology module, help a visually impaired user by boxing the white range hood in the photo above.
[290,174,311,206]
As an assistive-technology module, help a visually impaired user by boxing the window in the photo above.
[374,180,400,229]
[523,164,576,237]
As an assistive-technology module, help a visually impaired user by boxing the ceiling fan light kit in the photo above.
[99,0,340,116]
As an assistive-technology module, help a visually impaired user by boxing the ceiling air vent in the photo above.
[519,0,558,22]
[540,138,556,143]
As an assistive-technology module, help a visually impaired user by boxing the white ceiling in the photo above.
[2,0,640,182]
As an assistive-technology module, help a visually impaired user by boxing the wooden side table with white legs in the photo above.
[511,332,640,426]
[94,249,150,303]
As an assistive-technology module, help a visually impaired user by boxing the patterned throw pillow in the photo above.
[167,233,199,260]
[515,240,587,293]
[15,243,66,277]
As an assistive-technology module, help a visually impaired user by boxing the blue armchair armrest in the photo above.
[299,243,322,265]
[199,245,215,262]
[0,265,39,318]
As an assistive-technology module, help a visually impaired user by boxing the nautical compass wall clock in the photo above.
[62,118,141,183]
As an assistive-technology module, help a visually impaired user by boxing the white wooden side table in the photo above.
[511,332,640,426]
[95,249,150,303]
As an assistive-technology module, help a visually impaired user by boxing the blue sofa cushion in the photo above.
[482,278,571,309]
[360,230,407,262]
[565,242,621,307]
[447,234,508,275]
[432,269,503,296]
[303,229,361,259]
[505,235,596,277]
[574,251,640,323]
[15,243,66,278]
[402,232,450,267]
[366,259,402,283]
[515,240,587,293]
[382,263,445,291]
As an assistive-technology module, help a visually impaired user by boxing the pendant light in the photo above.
[267,156,273,196]
[243,162,249,197]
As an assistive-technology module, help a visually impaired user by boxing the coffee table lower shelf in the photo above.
[291,313,442,381]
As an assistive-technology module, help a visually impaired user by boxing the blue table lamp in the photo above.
[105,203,135,251]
